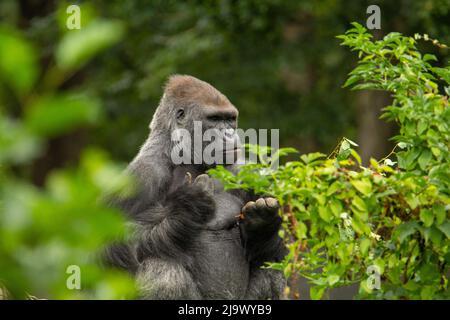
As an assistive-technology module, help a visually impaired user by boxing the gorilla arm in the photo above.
[105,160,216,299]
[130,182,215,299]
[240,197,287,299]
[133,182,215,266]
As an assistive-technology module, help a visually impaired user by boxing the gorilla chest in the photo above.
[193,192,249,299]
[193,227,249,299]
[206,191,243,230]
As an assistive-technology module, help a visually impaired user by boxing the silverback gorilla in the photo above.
[105,75,286,299]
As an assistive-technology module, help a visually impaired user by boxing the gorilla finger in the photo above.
[242,201,256,213]
[194,174,215,194]
[194,173,209,183]
[255,198,266,209]
[265,197,279,209]
[184,172,193,184]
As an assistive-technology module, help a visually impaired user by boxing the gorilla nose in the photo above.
[224,130,235,140]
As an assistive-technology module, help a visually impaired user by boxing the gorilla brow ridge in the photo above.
[164,74,231,107]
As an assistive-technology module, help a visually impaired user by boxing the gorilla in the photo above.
[105,75,286,299]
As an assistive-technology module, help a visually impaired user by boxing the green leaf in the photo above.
[351,179,372,195]
[418,149,432,170]
[310,286,326,300]
[423,227,442,246]
[360,238,371,256]
[0,27,38,94]
[423,54,437,62]
[394,221,419,243]
[56,20,125,69]
[271,147,298,164]
[351,217,371,235]
[343,75,360,88]
[295,222,308,239]
[25,94,101,137]
[300,152,326,165]
[0,118,42,164]
[417,119,428,135]
[397,153,407,169]
[437,222,450,239]
[405,194,420,210]
[326,181,341,196]
[419,209,434,227]
[340,139,350,151]
[350,149,362,165]
[318,206,332,223]
[398,148,421,170]
[405,148,421,170]
[344,138,359,147]
[329,199,343,217]
[434,205,446,225]
[352,195,367,211]
[327,274,340,286]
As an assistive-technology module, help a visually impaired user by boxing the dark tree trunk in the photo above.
[356,91,395,165]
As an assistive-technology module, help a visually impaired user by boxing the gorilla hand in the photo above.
[191,173,215,196]
[240,197,280,232]
[133,173,216,264]
[239,197,284,265]
[167,173,216,225]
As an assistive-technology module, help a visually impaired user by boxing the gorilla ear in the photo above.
[176,108,185,120]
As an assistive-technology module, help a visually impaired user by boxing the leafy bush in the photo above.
[210,23,449,300]
[0,19,135,299]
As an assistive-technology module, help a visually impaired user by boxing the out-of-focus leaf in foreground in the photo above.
[56,20,125,70]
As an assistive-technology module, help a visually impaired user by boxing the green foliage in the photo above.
[2,0,449,161]
[210,24,449,299]
[0,27,38,95]
[0,22,136,299]
[1,0,449,300]
[65,0,449,160]
[25,94,101,138]
[56,19,125,70]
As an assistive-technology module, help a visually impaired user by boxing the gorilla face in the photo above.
[172,99,241,166]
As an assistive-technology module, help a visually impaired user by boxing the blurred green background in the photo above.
[1,0,449,185]
[0,0,449,299]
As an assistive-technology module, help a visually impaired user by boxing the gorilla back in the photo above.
[105,75,286,299]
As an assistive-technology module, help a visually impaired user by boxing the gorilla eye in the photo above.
[176,109,185,120]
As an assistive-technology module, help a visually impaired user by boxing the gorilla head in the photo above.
[149,75,241,167]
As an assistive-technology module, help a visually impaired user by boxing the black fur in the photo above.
[104,75,287,299]
[133,183,216,267]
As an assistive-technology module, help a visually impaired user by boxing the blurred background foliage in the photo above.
[2,0,449,178]
[0,2,136,299]
[0,0,449,299]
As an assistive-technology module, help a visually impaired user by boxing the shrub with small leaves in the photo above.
[210,23,449,300]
